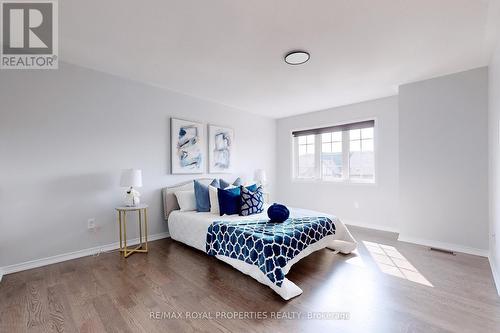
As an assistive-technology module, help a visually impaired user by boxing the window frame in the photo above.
[294,134,316,179]
[291,119,377,185]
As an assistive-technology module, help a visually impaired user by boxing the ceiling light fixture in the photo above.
[284,50,310,65]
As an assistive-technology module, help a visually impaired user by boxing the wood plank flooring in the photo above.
[1,226,499,333]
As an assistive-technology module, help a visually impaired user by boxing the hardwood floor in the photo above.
[1,226,499,333]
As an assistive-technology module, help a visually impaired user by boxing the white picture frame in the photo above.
[208,124,234,174]
[171,118,205,174]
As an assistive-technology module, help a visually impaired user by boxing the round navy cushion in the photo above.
[267,203,290,223]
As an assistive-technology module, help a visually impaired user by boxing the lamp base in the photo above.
[125,187,141,206]
[124,199,140,207]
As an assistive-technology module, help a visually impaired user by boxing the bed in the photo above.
[162,179,357,300]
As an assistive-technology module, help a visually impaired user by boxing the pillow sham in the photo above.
[208,185,220,215]
[240,185,264,216]
[245,183,258,192]
[217,186,241,216]
[174,190,197,211]
[194,179,219,212]
[210,184,239,215]
[219,179,231,189]
[219,177,243,189]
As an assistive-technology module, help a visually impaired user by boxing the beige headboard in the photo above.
[162,178,214,220]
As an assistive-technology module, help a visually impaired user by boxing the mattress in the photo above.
[168,207,357,300]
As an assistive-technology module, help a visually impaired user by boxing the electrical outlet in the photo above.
[354,201,360,209]
[87,218,96,230]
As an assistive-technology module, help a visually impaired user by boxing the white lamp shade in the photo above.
[120,169,143,187]
[254,169,267,185]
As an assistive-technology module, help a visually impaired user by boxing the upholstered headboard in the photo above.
[162,178,214,220]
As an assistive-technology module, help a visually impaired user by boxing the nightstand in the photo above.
[115,204,148,258]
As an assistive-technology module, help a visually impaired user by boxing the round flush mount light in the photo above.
[284,50,310,65]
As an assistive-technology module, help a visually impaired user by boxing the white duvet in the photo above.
[168,207,357,300]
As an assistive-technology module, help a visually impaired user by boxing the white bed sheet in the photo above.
[168,207,357,300]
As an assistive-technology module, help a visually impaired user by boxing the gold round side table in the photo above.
[115,204,149,258]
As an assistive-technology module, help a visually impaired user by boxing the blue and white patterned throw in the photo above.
[206,217,336,287]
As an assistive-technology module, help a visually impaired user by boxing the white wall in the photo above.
[489,26,500,291]
[399,68,489,254]
[0,62,276,268]
[276,96,399,232]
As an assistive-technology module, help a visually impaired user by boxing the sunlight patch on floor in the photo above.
[363,241,433,287]
[345,249,366,267]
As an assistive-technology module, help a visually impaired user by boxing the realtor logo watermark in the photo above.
[1,0,58,69]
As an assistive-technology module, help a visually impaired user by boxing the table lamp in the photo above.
[254,169,267,189]
[120,169,143,206]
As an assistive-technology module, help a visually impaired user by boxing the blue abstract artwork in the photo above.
[209,125,234,173]
[171,118,205,174]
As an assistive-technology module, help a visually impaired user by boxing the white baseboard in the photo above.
[0,232,170,277]
[398,234,488,257]
[489,255,500,296]
[344,220,399,234]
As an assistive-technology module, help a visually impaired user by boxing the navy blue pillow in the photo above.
[217,186,241,216]
[194,179,219,212]
[267,203,290,223]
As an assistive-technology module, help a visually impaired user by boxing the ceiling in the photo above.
[60,0,497,118]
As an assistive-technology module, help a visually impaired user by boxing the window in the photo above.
[292,120,375,182]
[349,127,374,180]
[297,135,315,178]
[321,132,343,180]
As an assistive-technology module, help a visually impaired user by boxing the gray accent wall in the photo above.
[0,62,276,268]
[399,67,489,252]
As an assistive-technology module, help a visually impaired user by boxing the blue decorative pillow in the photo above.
[267,203,290,223]
[194,179,220,212]
[217,186,241,216]
[233,177,243,186]
[219,179,231,189]
[220,177,243,189]
[240,186,264,216]
[245,183,258,192]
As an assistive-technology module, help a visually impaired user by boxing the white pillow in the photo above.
[174,190,196,211]
[208,185,220,215]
